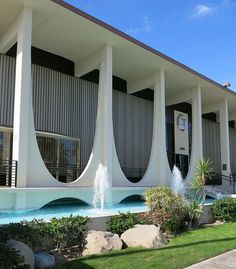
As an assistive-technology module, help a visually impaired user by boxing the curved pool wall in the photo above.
[0,187,146,211]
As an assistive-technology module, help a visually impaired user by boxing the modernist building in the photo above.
[0,0,235,210]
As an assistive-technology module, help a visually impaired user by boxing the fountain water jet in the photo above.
[92,163,111,210]
[171,165,185,194]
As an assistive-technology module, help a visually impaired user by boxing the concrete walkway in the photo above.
[185,249,236,269]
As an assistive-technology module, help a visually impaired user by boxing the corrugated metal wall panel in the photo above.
[2,54,236,173]
[32,64,98,166]
[0,54,15,127]
[113,90,153,169]
[229,128,236,173]
[202,119,221,173]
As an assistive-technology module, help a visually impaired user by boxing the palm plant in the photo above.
[190,158,214,205]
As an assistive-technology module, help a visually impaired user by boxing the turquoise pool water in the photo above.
[0,202,149,225]
[0,198,215,225]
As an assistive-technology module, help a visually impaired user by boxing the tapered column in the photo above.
[154,69,167,184]
[219,99,231,176]
[187,86,203,181]
[12,7,32,187]
[97,45,113,184]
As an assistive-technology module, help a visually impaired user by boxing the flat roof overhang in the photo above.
[0,0,236,114]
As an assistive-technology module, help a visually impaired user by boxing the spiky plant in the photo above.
[190,158,214,205]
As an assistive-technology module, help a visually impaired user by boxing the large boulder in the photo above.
[83,230,122,256]
[121,224,167,248]
[7,239,34,269]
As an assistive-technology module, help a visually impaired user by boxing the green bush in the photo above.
[144,186,190,234]
[212,198,236,222]
[0,215,90,254]
[145,185,175,211]
[107,212,140,236]
[0,221,43,250]
[0,243,30,269]
[48,215,89,251]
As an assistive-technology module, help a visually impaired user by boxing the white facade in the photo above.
[0,0,235,210]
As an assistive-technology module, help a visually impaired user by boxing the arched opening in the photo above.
[119,195,144,203]
[166,102,192,178]
[32,62,98,183]
[113,89,153,183]
[41,197,89,209]
[202,112,221,184]
[0,54,15,187]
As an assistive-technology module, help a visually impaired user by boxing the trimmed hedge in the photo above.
[212,198,236,222]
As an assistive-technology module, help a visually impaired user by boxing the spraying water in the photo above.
[92,163,111,210]
[171,165,185,194]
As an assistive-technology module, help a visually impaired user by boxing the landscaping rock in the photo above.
[83,230,122,255]
[7,239,34,269]
[121,224,167,248]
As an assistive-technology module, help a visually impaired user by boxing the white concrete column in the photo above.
[187,86,203,181]
[154,70,167,185]
[125,69,172,186]
[219,99,231,176]
[12,7,32,187]
[97,45,113,183]
[156,70,167,185]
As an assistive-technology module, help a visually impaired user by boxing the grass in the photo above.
[55,223,236,269]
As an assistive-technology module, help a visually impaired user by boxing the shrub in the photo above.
[0,243,30,269]
[0,221,43,250]
[107,212,140,236]
[0,215,90,254]
[212,198,236,222]
[144,186,190,234]
[48,215,90,252]
[138,209,170,227]
[145,185,175,211]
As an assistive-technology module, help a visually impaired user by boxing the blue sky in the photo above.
[66,0,236,90]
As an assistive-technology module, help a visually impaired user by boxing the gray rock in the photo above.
[83,230,122,256]
[121,224,167,248]
[7,239,34,269]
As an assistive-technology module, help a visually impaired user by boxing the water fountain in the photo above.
[92,163,111,210]
[171,165,185,195]
[0,164,148,224]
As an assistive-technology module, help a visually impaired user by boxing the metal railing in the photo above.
[205,173,222,186]
[121,167,146,183]
[229,174,236,194]
[0,160,17,187]
[45,163,86,183]
[206,173,236,194]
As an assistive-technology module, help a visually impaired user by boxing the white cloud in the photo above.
[191,4,214,19]
[126,16,152,36]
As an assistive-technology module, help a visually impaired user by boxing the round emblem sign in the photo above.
[177,114,186,131]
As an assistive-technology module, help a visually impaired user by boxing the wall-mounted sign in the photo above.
[174,110,189,155]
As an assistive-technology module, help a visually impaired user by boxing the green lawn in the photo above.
[56,223,236,269]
